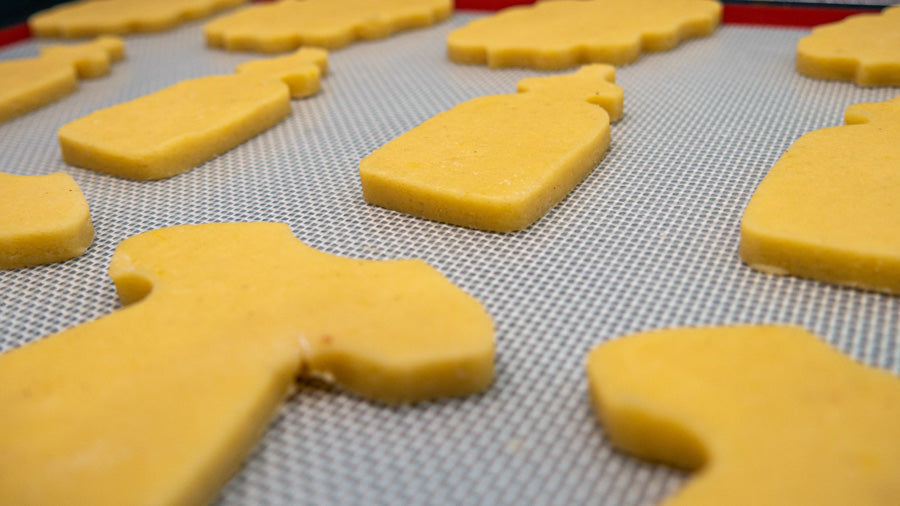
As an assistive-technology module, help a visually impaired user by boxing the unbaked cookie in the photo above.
[205,0,451,53]
[359,64,623,232]
[740,96,900,294]
[0,36,123,124]
[587,325,900,506]
[29,0,246,38]
[0,172,94,269]
[0,222,494,505]
[797,6,900,87]
[58,47,327,180]
[447,0,721,69]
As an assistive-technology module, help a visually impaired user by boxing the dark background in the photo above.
[2,1,67,28]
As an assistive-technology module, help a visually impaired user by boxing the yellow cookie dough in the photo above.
[740,96,900,294]
[0,172,94,270]
[0,36,123,124]
[447,0,722,70]
[58,47,327,180]
[29,0,246,38]
[797,6,900,87]
[205,0,451,53]
[587,325,900,506]
[0,222,494,506]
[359,64,623,232]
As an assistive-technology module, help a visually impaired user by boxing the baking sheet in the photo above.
[1,11,898,505]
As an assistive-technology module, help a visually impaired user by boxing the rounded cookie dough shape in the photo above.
[740,95,900,294]
[796,6,900,87]
[0,222,494,506]
[587,325,900,506]
[359,64,624,232]
[29,0,247,38]
[205,0,452,53]
[58,47,327,180]
[0,36,124,124]
[0,172,94,269]
[447,0,721,70]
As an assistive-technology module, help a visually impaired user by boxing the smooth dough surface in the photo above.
[0,222,494,506]
[0,172,94,269]
[58,47,327,180]
[0,37,123,124]
[205,0,451,53]
[447,0,721,69]
[359,64,623,232]
[29,0,246,38]
[587,325,900,506]
[740,95,900,294]
[796,6,900,87]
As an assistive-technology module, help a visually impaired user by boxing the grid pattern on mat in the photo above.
[1,11,898,506]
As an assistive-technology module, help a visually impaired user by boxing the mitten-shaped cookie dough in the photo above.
[741,96,900,294]
[587,325,900,506]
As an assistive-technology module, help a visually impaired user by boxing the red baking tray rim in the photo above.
[0,2,883,48]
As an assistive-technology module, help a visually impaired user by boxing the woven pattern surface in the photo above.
[1,11,899,505]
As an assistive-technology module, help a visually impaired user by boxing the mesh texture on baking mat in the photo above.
[1,11,898,506]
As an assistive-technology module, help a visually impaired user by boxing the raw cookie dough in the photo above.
[447,0,721,70]
[205,0,451,53]
[0,36,123,124]
[796,6,900,87]
[740,96,900,294]
[359,64,623,232]
[0,172,94,269]
[58,47,327,180]
[29,0,246,38]
[0,222,494,506]
[587,325,900,506]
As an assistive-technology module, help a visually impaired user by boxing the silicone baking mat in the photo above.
[1,10,898,505]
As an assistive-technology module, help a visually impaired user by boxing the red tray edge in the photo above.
[0,2,883,48]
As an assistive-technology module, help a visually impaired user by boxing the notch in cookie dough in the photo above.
[587,325,900,506]
[0,222,494,505]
